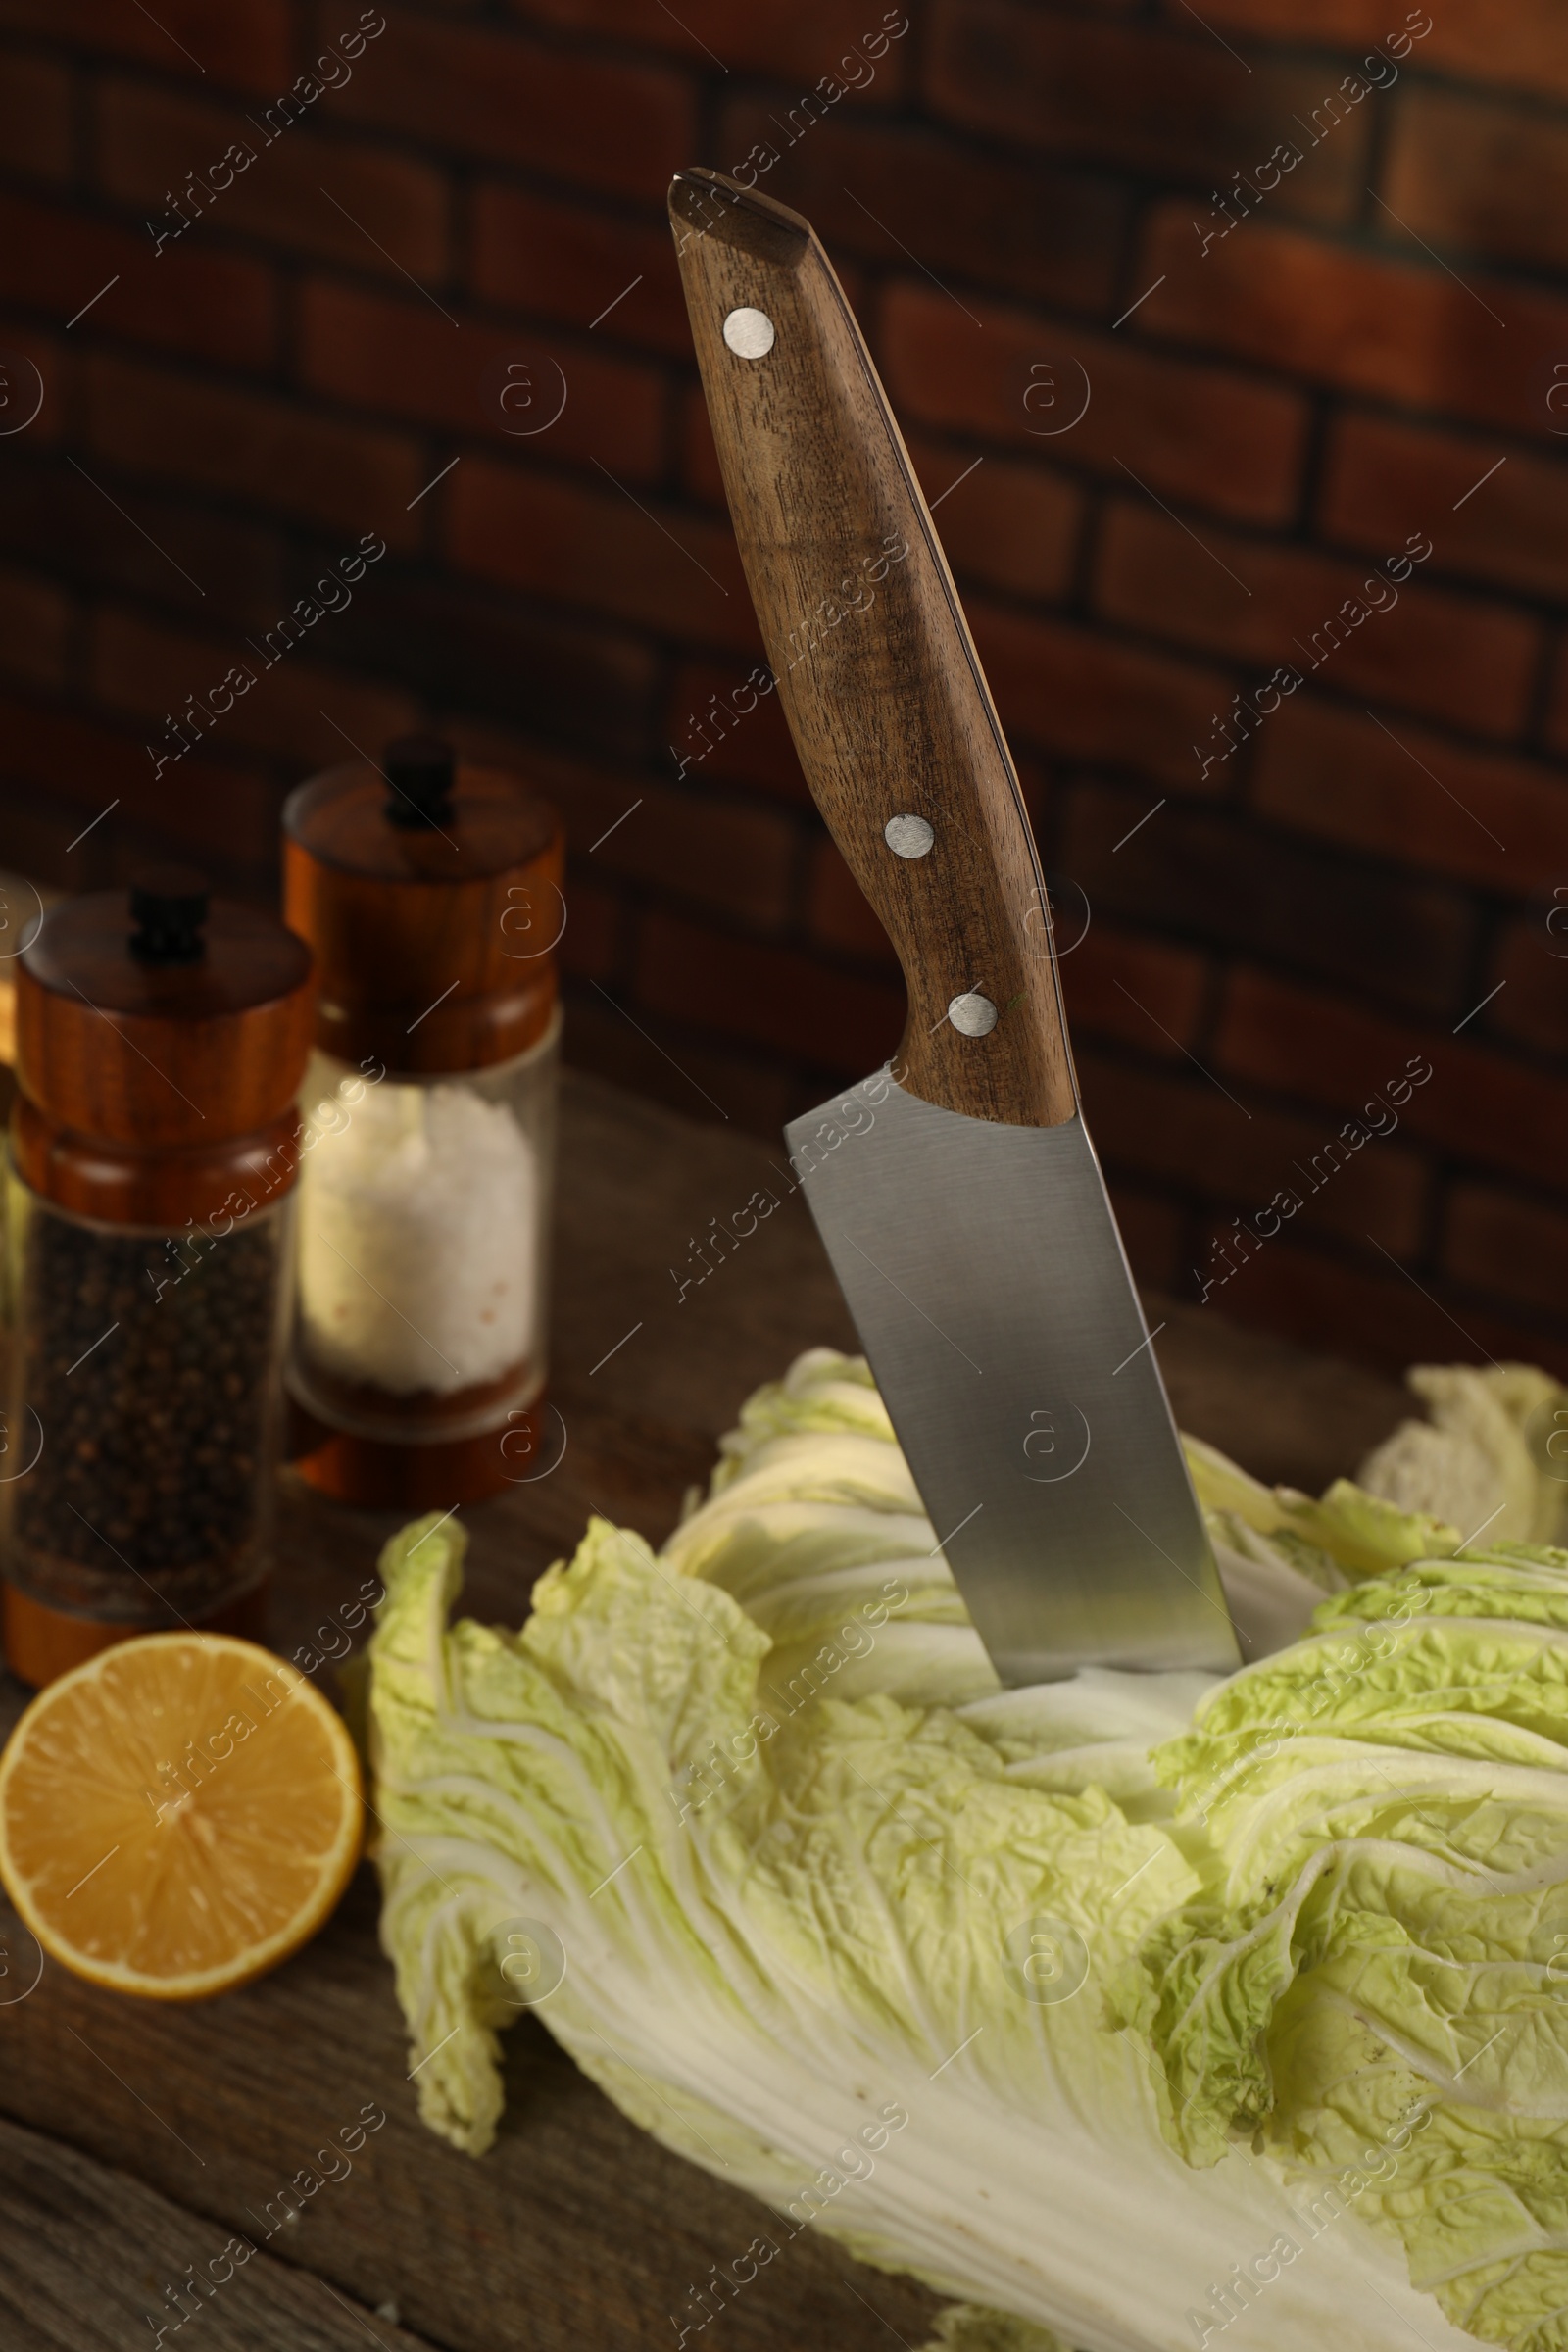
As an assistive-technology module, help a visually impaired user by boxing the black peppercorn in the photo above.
[8,1200,285,1622]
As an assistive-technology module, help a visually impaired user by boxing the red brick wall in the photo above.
[1,0,1566,1378]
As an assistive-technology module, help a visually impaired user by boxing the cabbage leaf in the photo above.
[368,1348,1560,2352]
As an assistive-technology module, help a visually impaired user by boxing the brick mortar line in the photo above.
[0,536,1551,907]
[15,172,1568,526]
[0,405,1552,798]
[1073,1022,1563,1193]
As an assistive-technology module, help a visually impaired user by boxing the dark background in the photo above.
[0,0,1565,1376]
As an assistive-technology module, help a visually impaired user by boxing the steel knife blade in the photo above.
[669,168,1239,1684]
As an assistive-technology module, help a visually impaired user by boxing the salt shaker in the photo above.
[0,873,315,1687]
[282,735,563,1507]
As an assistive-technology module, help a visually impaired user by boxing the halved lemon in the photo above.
[0,1633,362,2000]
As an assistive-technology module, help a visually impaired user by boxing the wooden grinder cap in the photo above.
[282,736,563,1074]
[16,871,316,1151]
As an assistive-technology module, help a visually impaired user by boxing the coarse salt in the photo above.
[297,1076,537,1394]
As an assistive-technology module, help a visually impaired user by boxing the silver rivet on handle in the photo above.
[884,815,934,858]
[722,308,776,359]
[948,993,998,1037]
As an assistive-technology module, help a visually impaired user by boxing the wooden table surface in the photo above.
[0,1070,1409,2352]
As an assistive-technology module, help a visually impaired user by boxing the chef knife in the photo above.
[669,168,1239,1685]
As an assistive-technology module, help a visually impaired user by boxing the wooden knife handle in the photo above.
[669,168,1076,1128]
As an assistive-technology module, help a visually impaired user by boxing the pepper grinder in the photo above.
[282,735,564,1508]
[1,873,316,1688]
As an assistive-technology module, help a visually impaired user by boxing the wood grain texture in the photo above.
[669,168,1076,1128]
[16,893,315,1152]
[0,1069,1406,2351]
[12,890,316,1224]
[0,1869,946,2352]
[0,2112,440,2352]
[283,760,563,1076]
